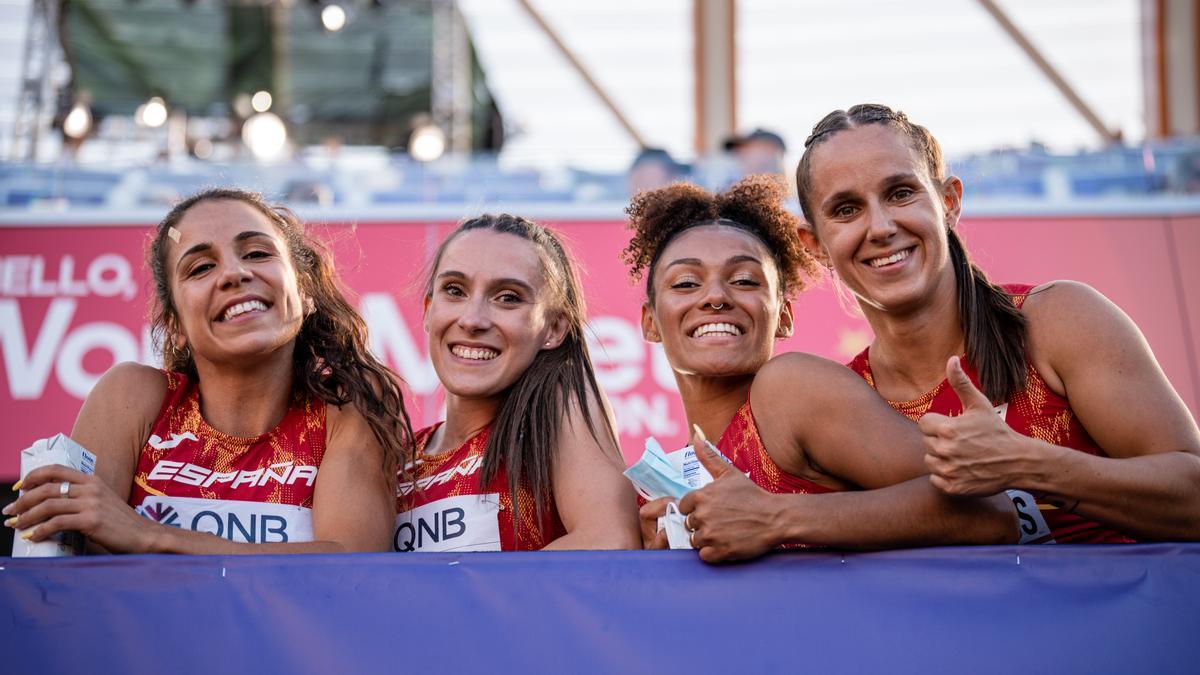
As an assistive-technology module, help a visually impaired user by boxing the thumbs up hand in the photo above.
[918,356,1027,497]
[678,425,781,563]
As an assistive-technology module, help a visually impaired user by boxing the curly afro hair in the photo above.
[622,174,819,301]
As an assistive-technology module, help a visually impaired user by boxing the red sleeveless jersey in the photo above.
[128,371,327,544]
[393,423,566,552]
[717,400,836,497]
[846,283,1133,544]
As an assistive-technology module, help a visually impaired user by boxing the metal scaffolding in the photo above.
[10,0,63,161]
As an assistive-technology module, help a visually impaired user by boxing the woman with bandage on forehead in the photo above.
[5,188,410,553]
[626,176,1017,563]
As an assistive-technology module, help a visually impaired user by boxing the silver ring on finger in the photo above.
[689,530,698,548]
[59,481,71,498]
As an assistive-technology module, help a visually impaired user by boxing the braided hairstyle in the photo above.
[796,104,1027,402]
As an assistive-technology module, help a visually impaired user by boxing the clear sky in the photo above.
[461,0,1142,171]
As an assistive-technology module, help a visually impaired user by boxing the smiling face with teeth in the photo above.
[167,199,308,370]
[424,229,567,402]
[642,224,793,380]
[800,124,962,317]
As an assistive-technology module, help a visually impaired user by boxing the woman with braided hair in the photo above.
[5,188,410,553]
[627,175,1016,562]
[795,104,1200,542]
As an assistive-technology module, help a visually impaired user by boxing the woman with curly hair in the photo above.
[627,176,1016,562]
[5,188,410,553]
[393,214,639,551]
[795,104,1200,542]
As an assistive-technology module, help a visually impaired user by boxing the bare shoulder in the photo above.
[751,352,870,444]
[1022,280,1150,392]
[557,386,624,465]
[84,362,168,421]
[1022,280,1114,322]
[753,351,864,407]
[325,401,380,451]
[1022,280,1140,349]
[71,363,167,492]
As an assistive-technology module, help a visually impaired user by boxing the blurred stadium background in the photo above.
[2,0,1200,204]
[2,1,1200,557]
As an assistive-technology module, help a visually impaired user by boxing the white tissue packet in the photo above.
[12,433,97,557]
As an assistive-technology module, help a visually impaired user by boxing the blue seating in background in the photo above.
[4,139,1200,210]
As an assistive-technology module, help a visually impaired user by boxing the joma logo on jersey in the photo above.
[147,432,199,450]
[398,454,484,496]
[146,460,318,489]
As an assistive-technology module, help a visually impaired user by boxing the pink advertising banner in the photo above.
[1,215,1197,480]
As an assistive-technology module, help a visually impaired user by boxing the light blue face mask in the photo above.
[624,438,692,501]
[623,437,732,501]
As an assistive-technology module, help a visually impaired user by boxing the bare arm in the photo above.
[542,392,641,550]
[676,354,1014,562]
[72,361,163,499]
[923,282,1200,540]
[9,364,394,553]
[763,354,1014,545]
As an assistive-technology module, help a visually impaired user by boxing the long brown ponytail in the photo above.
[796,104,1027,402]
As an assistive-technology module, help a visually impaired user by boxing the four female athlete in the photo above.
[8,106,1197,556]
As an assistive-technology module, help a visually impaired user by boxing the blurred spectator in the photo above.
[284,180,335,206]
[628,147,688,194]
[723,128,787,177]
[1177,151,1200,193]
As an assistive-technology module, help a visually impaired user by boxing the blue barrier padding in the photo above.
[2,545,1198,674]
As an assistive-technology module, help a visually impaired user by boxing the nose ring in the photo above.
[706,302,726,311]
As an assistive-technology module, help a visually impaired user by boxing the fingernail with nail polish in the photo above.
[3,517,15,528]
[20,530,34,540]
[12,479,23,491]
[1,503,13,516]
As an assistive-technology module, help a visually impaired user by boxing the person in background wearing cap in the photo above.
[724,128,788,178]
[628,147,690,195]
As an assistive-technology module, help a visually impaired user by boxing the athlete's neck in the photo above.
[675,371,754,448]
[863,281,964,401]
[191,346,296,438]
[437,394,499,455]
